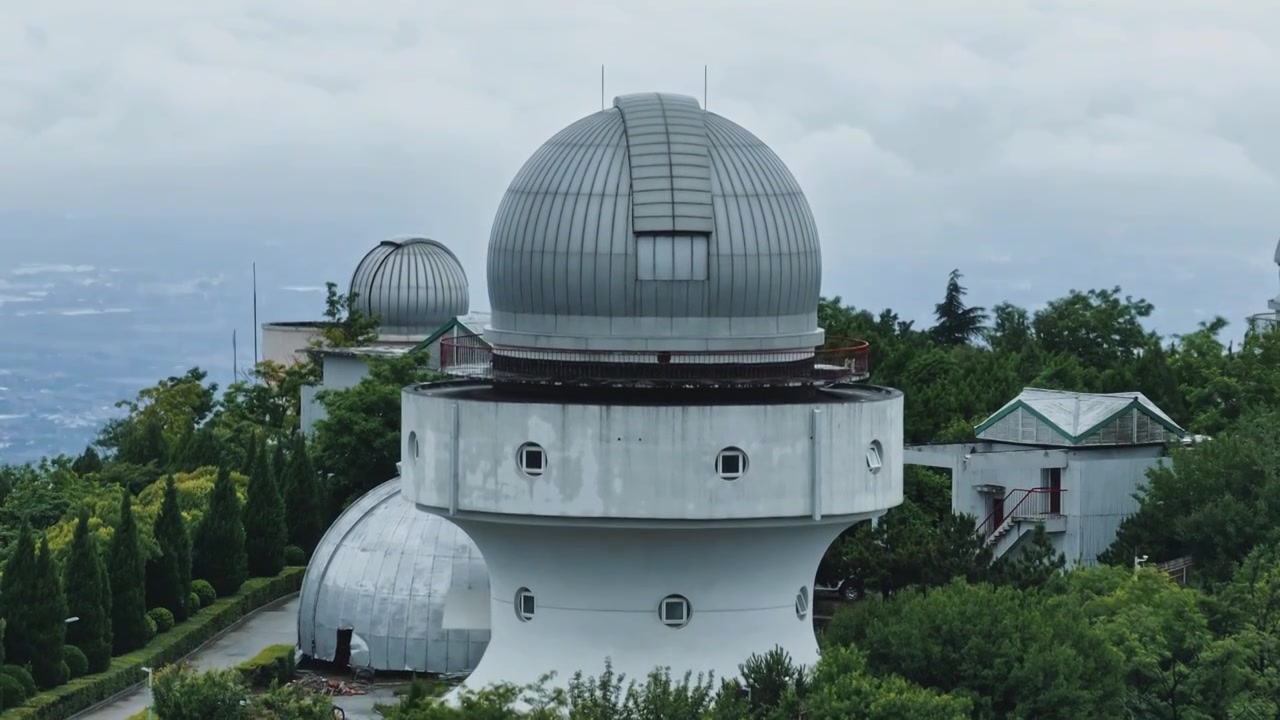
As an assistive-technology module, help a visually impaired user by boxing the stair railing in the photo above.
[977,487,1066,538]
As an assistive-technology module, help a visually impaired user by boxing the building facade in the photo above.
[906,387,1185,567]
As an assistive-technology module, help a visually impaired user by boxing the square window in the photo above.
[663,599,685,622]
[521,593,535,617]
[720,453,740,476]
[524,448,544,471]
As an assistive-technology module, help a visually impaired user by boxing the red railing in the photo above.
[978,487,1065,538]
[437,334,871,386]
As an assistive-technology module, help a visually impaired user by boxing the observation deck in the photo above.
[438,335,871,389]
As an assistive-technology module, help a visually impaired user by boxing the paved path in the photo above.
[72,597,403,720]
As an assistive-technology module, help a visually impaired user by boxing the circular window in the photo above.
[518,443,546,477]
[795,586,810,620]
[866,440,883,475]
[659,594,691,628]
[407,431,419,459]
[514,587,535,621]
[715,447,748,480]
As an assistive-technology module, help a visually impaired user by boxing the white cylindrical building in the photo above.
[401,92,903,691]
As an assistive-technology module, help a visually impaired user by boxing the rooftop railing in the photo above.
[438,334,871,387]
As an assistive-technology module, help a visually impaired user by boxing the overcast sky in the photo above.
[3,0,1278,338]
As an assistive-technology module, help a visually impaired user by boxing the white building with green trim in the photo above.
[906,387,1185,567]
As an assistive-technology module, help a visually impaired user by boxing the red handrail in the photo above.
[978,487,1065,538]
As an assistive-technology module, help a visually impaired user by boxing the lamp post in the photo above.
[65,616,79,624]
[142,666,154,720]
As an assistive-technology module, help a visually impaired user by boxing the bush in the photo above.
[154,665,248,720]
[9,567,304,720]
[2,665,36,700]
[148,607,176,634]
[188,592,203,615]
[251,682,333,720]
[144,614,158,642]
[192,579,217,607]
[0,673,27,709]
[283,545,307,567]
[63,646,89,679]
[236,644,295,688]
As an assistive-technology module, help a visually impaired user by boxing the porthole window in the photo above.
[518,443,546,477]
[716,447,748,480]
[866,440,883,474]
[795,586,810,620]
[659,594,691,628]
[408,431,419,459]
[515,587,535,621]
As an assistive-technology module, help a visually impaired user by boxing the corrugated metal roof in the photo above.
[297,479,489,673]
[979,387,1183,441]
[349,238,470,335]
[485,92,822,351]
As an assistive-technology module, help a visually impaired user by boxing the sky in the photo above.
[2,0,1279,339]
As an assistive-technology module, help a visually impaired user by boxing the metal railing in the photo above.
[978,487,1065,538]
[438,334,872,387]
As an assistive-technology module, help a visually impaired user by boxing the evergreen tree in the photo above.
[270,439,287,493]
[29,537,69,688]
[193,465,248,596]
[107,491,150,654]
[284,433,325,553]
[930,269,989,346]
[243,441,287,578]
[0,522,38,668]
[64,508,113,672]
[179,423,223,472]
[71,445,104,475]
[147,475,192,621]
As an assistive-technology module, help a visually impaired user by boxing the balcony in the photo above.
[438,335,872,388]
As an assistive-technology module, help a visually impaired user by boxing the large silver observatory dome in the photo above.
[349,238,470,336]
[484,92,824,355]
[298,480,489,674]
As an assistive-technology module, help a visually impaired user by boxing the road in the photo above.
[73,597,402,720]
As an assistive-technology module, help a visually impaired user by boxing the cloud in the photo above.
[1,0,1278,334]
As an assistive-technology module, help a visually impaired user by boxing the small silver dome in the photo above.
[485,92,824,354]
[298,480,489,673]
[349,238,470,336]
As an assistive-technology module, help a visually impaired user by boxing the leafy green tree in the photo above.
[193,465,248,595]
[284,433,325,553]
[989,524,1067,591]
[243,436,287,577]
[175,423,224,472]
[313,352,436,506]
[0,523,38,667]
[107,490,150,654]
[71,446,103,475]
[147,474,193,621]
[64,508,113,672]
[929,269,988,346]
[28,537,69,687]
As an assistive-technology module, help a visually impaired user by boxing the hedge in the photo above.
[236,643,296,688]
[11,567,305,720]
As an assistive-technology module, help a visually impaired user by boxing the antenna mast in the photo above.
[232,329,239,383]
[704,65,708,109]
[601,65,605,110]
[251,262,259,378]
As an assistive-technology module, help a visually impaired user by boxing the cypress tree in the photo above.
[193,465,247,596]
[64,508,113,672]
[244,440,286,577]
[147,475,192,621]
[1,522,38,667]
[271,439,286,493]
[71,445,103,475]
[30,537,68,688]
[180,423,223,471]
[284,433,325,554]
[107,491,149,654]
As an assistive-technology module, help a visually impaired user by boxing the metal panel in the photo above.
[484,92,823,351]
[297,479,490,673]
[349,238,471,336]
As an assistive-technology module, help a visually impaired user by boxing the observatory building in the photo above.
[298,479,490,674]
[401,93,904,690]
[1250,238,1280,331]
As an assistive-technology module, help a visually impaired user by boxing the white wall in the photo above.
[261,324,323,366]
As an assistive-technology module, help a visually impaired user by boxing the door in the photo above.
[990,496,1005,534]
[1046,468,1062,515]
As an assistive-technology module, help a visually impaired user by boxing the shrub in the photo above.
[2,665,36,700]
[0,673,27,709]
[148,608,176,634]
[154,665,249,720]
[188,592,203,615]
[192,579,217,607]
[252,682,333,720]
[63,646,89,679]
[144,615,158,643]
[236,644,295,688]
[283,545,307,567]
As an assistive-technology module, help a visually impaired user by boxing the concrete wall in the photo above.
[906,441,1169,566]
[261,324,324,366]
[301,354,373,436]
[402,384,904,522]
